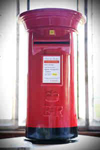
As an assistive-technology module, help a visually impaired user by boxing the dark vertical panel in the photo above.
[77,0,79,119]
[27,0,30,10]
[84,0,89,129]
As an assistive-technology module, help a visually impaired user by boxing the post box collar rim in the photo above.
[18,8,86,32]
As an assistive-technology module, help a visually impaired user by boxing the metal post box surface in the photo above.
[19,8,86,143]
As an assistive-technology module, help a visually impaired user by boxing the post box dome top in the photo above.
[19,8,86,32]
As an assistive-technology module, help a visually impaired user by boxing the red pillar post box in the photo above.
[19,8,85,143]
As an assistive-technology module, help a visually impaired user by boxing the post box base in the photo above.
[26,127,78,144]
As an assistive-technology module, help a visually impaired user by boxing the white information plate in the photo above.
[43,56,60,83]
